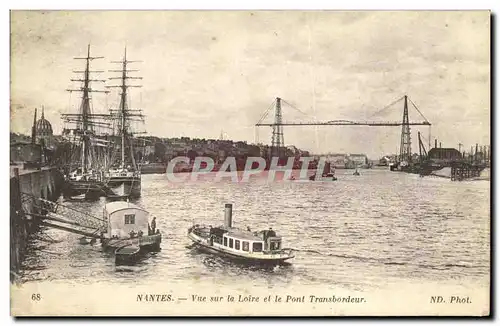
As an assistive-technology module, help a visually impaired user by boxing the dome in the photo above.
[35,107,53,137]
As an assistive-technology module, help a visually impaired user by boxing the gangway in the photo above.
[20,193,107,238]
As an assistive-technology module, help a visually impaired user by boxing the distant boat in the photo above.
[309,173,337,181]
[309,161,337,181]
[353,167,360,176]
[188,204,294,265]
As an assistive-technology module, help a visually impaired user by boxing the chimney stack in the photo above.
[31,108,38,145]
[435,139,437,148]
[439,142,442,148]
[224,203,233,229]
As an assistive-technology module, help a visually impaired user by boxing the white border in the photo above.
[3,1,497,325]
[1,1,499,10]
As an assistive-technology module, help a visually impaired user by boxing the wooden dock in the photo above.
[450,162,486,181]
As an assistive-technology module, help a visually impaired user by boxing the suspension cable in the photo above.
[256,98,276,124]
[367,95,405,119]
[408,97,429,122]
[281,99,309,116]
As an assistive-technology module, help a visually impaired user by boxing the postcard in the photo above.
[10,10,490,316]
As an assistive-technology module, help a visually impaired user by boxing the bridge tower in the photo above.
[399,95,412,163]
[271,97,284,157]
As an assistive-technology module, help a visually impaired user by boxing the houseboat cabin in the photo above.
[103,201,150,239]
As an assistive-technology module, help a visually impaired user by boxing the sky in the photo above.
[10,11,490,157]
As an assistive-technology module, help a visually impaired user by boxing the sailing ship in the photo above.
[188,204,294,265]
[104,48,144,199]
[60,45,114,200]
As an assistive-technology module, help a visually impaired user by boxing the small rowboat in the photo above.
[78,237,96,245]
[106,194,129,201]
[115,244,141,265]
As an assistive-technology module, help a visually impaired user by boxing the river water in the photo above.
[20,169,490,292]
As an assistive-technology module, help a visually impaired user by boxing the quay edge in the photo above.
[10,166,64,282]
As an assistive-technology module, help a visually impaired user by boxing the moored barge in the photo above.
[101,201,162,264]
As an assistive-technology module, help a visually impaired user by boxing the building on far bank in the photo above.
[377,155,397,166]
[10,142,43,165]
[33,107,55,149]
[347,154,368,168]
[11,107,55,166]
[427,148,462,165]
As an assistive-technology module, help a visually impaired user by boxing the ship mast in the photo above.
[120,49,127,167]
[62,44,110,174]
[107,47,144,170]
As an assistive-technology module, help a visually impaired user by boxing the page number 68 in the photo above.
[31,294,41,301]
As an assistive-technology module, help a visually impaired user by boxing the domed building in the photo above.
[32,107,54,148]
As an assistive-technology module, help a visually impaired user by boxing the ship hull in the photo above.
[106,177,141,198]
[63,180,109,200]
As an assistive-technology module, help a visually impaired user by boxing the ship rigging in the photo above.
[104,47,145,199]
[60,44,113,199]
